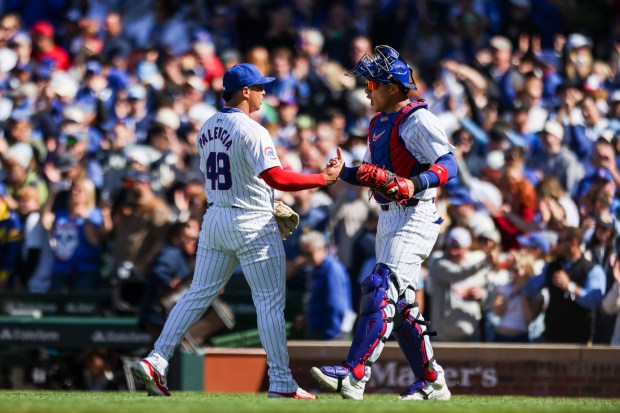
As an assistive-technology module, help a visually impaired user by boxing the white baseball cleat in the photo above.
[399,377,451,400]
[267,388,317,399]
[310,366,365,400]
[133,355,171,397]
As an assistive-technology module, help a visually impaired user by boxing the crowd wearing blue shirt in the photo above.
[0,0,620,344]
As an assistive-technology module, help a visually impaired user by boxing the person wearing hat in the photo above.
[429,226,490,342]
[31,20,69,70]
[447,186,496,238]
[485,35,522,113]
[527,120,585,195]
[564,33,592,85]
[133,62,343,400]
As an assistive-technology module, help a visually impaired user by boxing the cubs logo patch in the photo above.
[264,147,278,160]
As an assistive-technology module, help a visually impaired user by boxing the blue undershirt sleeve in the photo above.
[340,166,362,186]
[416,152,458,189]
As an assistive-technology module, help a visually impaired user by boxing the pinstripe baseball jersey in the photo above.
[364,106,454,201]
[196,107,281,212]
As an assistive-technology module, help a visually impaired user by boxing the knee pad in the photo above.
[345,263,396,380]
[393,294,437,381]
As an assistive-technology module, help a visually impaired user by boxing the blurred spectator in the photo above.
[0,182,23,290]
[328,180,370,274]
[527,120,585,194]
[3,142,48,207]
[16,185,52,292]
[429,227,489,342]
[139,219,198,339]
[42,177,111,291]
[523,227,606,343]
[536,176,580,231]
[30,20,69,70]
[283,188,329,291]
[0,13,22,48]
[563,33,592,85]
[452,127,486,181]
[486,153,537,250]
[101,12,131,64]
[583,213,619,343]
[492,251,544,342]
[264,8,296,53]
[576,139,620,203]
[475,226,509,342]
[601,259,620,345]
[299,230,354,340]
[447,186,496,238]
[1,0,620,350]
[349,207,379,310]
[483,35,522,114]
[111,169,171,278]
[79,349,121,391]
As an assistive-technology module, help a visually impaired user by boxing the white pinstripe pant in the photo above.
[151,207,297,393]
[375,199,445,377]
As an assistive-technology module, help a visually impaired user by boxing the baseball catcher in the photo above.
[311,45,456,401]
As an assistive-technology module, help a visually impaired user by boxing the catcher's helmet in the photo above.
[347,45,416,90]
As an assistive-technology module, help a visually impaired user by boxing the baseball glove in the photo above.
[273,200,300,240]
[356,163,411,205]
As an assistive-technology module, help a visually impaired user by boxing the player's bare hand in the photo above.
[323,147,344,185]
[326,147,344,167]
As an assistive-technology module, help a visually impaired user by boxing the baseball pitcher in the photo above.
[134,63,343,399]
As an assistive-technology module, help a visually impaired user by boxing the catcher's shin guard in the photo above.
[344,263,397,380]
[392,294,438,381]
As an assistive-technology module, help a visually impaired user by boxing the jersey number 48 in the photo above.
[206,152,232,190]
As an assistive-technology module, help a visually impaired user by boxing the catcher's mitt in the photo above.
[273,200,300,240]
[356,163,410,205]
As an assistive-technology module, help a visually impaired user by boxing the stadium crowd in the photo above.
[1,0,620,347]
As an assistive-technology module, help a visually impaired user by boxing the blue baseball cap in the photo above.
[447,187,475,206]
[85,60,102,75]
[516,233,550,254]
[222,63,275,94]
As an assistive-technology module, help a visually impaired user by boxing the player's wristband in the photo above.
[411,176,424,194]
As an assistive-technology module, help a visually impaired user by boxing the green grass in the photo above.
[0,392,618,413]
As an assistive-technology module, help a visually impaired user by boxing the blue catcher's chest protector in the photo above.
[368,101,429,204]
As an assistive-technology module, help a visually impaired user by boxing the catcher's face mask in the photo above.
[348,45,416,91]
